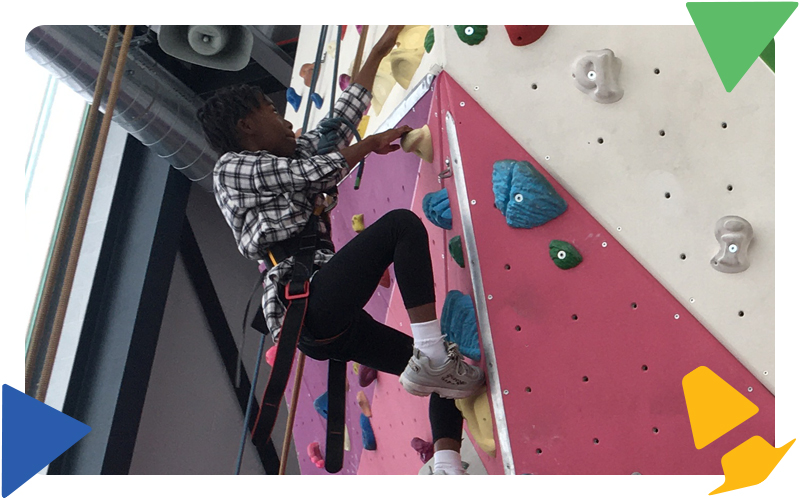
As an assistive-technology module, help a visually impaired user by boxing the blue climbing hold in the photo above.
[286,87,302,112]
[422,188,453,230]
[361,414,377,450]
[311,92,323,109]
[314,391,328,419]
[440,290,480,361]
[492,160,567,228]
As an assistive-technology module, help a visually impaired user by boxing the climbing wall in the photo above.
[435,25,775,392]
[284,25,777,475]
[434,70,774,474]
[283,88,438,475]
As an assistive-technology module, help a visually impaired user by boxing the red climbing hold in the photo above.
[504,25,549,46]
[265,345,278,367]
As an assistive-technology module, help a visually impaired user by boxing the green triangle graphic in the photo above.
[687,2,797,91]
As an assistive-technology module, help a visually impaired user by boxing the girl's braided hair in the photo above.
[196,84,265,156]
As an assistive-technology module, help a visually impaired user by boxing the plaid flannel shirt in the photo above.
[213,83,372,341]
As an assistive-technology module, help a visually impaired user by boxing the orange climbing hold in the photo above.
[357,390,372,417]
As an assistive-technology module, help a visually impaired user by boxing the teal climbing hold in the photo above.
[549,240,583,270]
[422,188,453,230]
[492,160,567,228]
[449,235,465,268]
[440,290,480,361]
[286,87,302,112]
[424,28,435,53]
[361,414,376,450]
[454,25,488,45]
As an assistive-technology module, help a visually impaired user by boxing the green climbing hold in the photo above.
[449,235,465,268]
[424,28,435,53]
[549,240,582,270]
[454,25,488,46]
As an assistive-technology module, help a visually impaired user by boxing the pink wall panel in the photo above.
[435,71,774,475]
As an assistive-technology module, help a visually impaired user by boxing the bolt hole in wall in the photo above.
[515,325,522,331]
[738,310,745,317]
[572,314,579,320]
[531,83,538,90]
[525,386,532,393]
[653,427,659,434]
[722,122,728,129]
[593,438,600,444]
[504,264,511,270]
[597,137,604,144]
[680,253,686,260]
[631,302,638,309]
[654,68,660,74]
[642,364,648,371]
[727,184,734,191]
[659,130,666,137]
[582,376,589,382]
[665,192,671,199]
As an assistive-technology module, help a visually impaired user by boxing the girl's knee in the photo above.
[386,208,426,232]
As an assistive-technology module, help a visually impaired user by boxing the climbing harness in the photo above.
[239,25,359,475]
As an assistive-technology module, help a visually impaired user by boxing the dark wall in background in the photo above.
[130,183,299,475]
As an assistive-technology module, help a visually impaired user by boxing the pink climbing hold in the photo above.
[358,365,377,387]
[339,73,351,91]
[356,25,363,35]
[307,441,325,468]
[504,25,549,46]
[265,345,278,367]
[411,437,434,464]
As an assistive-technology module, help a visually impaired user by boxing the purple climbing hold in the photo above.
[359,365,377,387]
[339,73,351,91]
[411,437,434,463]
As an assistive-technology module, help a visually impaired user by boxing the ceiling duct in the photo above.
[25,25,218,190]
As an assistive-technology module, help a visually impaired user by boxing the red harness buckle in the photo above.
[285,281,310,300]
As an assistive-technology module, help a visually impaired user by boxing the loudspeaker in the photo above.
[157,25,253,71]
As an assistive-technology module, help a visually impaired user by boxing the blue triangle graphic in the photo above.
[2,385,91,497]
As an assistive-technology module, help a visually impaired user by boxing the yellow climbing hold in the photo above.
[710,436,795,495]
[353,362,360,374]
[400,124,433,163]
[682,366,759,449]
[456,387,496,457]
[357,115,370,138]
[352,214,365,233]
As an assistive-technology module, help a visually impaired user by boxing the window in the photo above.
[23,56,88,351]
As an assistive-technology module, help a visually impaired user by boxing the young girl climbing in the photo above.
[197,25,484,475]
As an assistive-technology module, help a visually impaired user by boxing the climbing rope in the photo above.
[25,25,120,398]
[30,25,134,403]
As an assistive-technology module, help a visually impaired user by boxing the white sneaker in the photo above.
[399,341,485,399]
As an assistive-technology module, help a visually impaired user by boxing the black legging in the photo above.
[293,209,463,443]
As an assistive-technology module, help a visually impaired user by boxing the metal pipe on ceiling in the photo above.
[25,25,217,190]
